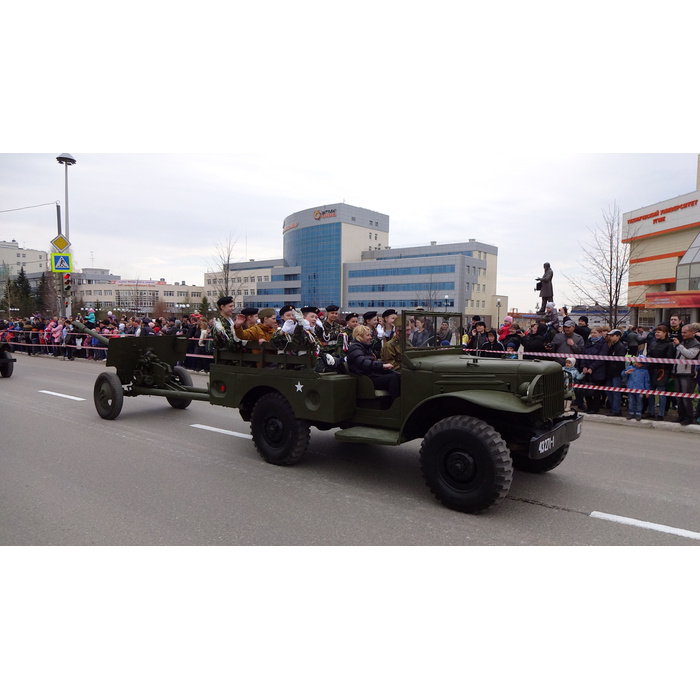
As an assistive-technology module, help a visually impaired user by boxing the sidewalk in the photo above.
[580,411,700,433]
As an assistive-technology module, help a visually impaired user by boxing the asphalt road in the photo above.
[2,352,699,545]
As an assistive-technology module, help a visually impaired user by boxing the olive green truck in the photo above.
[76,312,583,514]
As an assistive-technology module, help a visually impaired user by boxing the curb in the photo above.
[580,413,700,432]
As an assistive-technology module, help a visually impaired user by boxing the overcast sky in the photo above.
[1,153,698,312]
[3,3,697,315]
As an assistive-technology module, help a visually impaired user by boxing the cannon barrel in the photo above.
[73,319,110,346]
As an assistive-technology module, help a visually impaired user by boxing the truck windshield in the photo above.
[402,312,464,352]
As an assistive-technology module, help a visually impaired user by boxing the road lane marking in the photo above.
[39,390,86,401]
[191,424,252,440]
[591,511,700,541]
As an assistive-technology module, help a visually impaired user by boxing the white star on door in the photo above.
[295,381,303,392]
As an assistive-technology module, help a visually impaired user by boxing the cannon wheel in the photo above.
[94,372,124,420]
[0,348,13,378]
[166,366,194,409]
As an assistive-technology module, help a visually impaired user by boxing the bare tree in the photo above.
[206,234,243,299]
[564,203,639,329]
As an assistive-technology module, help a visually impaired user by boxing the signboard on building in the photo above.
[623,192,700,241]
[645,291,700,308]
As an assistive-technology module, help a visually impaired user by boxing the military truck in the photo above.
[78,312,582,514]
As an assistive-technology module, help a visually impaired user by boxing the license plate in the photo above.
[528,416,583,459]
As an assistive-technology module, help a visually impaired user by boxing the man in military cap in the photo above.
[212,295,244,352]
[234,308,278,345]
[240,307,259,330]
[334,312,358,364]
[321,304,342,347]
[381,315,409,372]
[270,304,299,349]
[379,308,398,343]
[363,310,383,355]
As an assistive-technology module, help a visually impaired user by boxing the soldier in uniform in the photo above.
[379,308,398,343]
[381,315,409,372]
[362,310,383,356]
[334,312,358,366]
[320,304,342,348]
[211,296,244,353]
[240,307,259,330]
[270,305,337,372]
[270,304,300,350]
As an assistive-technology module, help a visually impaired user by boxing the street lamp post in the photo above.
[496,297,502,328]
[56,153,76,316]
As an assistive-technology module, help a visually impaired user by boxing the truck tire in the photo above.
[512,444,569,474]
[419,416,513,513]
[166,366,193,409]
[0,349,13,378]
[250,392,310,466]
[94,372,124,420]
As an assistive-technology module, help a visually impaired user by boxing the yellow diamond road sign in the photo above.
[51,234,71,252]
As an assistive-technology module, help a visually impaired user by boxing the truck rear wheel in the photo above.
[250,393,310,466]
[419,416,513,513]
[166,366,193,409]
[512,444,569,473]
[94,372,124,420]
[0,349,13,378]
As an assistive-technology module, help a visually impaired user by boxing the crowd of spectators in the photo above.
[2,304,699,425]
[0,309,214,372]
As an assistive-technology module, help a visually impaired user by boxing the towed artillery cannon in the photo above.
[73,321,210,419]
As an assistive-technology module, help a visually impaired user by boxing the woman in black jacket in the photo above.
[646,324,675,420]
[521,321,548,359]
[347,325,401,400]
[579,326,607,413]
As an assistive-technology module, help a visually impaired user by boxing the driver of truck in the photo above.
[380,316,408,372]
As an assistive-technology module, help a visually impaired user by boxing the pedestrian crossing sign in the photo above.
[51,253,72,273]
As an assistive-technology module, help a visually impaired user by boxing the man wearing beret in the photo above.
[334,312,359,364]
[321,304,342,347]
[271,304,337,371]
[270,304,301,349]
[379,308,398,343]
[363,310,383,356]
[211,296,244,352]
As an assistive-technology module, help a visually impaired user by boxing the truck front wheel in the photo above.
[250,393,310,466]
[419,416,513,513]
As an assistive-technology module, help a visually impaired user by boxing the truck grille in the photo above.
[539,371,565,418]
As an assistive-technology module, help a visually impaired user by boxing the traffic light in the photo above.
[63,273,71,293]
